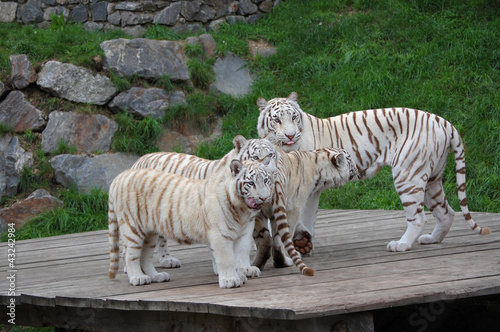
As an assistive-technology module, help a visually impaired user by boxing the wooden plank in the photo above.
[0,209,498,325]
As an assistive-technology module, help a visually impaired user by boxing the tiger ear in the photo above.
[331,152,346,168]
[287,92,298,102]
[257,97,268,112]
[230,159,245,177]
[232,135,247,152]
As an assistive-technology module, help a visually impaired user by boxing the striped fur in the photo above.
[108,158,275,288]
[257,92,491,252]
[253,146,359,270]
[131,135,315,276]
[130,135,278,274]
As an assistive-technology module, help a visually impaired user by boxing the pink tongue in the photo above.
[285,141,295,145]
[246,197,261,209]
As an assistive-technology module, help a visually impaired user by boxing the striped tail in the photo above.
[108,199,120,279]
[451,127,491,236]
[273,200,314,276]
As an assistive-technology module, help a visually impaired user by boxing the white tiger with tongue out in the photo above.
[257,92,491,255]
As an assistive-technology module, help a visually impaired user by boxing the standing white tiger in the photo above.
[252,146,360,269]
[108,158,275,289]
[130,135,279,275]
[257,92,491,253]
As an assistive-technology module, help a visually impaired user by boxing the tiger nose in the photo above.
[259,196,269,202]
[285,134,294,140]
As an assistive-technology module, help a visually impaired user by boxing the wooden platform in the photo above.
[1,209,499,331]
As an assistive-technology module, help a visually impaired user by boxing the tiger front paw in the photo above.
[129,275,151,286]
[237,266,261,278]
[386,240,412,252]
[219,273,246,288]
[151,272,171,283]
[159,256,181,268]
[294,231,313,255]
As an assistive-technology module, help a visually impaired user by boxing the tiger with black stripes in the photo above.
[108,157,275,288]
[130,135,279,276]
[252,146,360,269]
[257,92,491,254]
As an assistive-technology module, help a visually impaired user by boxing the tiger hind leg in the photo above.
[387,182,427,251]
[292,192,320,256]
[418,181,454,245]
[124,232,151,286]
[141,234,170,283]
[156,235,181,268]
[252,213,272,270]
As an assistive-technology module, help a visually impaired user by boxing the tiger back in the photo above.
[108,158,275,289]
[257,92,490,254]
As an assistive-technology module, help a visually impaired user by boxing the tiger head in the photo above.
[314,148,360,192]
[230,156,276,210]
[257,92,304,152]
[232,135,279,175]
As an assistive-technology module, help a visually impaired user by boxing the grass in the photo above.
[0,0,498,242]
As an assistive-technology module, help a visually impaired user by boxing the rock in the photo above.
[84,21,104,32]
[156,131,194,154]
[123,25,146,38]
[238,0,258,15]
[0,2,18,23]
[120,11,153,27]
[51,153,139,193]
[226,15,246,25]
[0,80,9,98]
[208,18,227,32]
[109,88,187,119]
[0,189,63,231]
[211,52,255,97]
[115,1,156,12]
[248,13,263,24]
[259,0,275,13]
[108,11,121,26]
[90,1,108,22]
[181,0,202,21]
[0,91,46,133]
[41,111,118,154]
[249,39,277,58]
[19,0,44,24]
[199,34,217,58]
[43,6,70,21]
[10,54,38,90]
[101,38,189,82]
[172,23,203,35]
[153,2,181,26]
[193,4,216,23]
[0,136,34,200]
[37,60,116,105]
[69,4,88,23]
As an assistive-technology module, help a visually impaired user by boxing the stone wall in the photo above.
[0,1,279,34]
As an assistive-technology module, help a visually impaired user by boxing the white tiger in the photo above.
[108,157,275,289]
[252,146,359,269]
[257,92,491,253]
[130,135,279,275]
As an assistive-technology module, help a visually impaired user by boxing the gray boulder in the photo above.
[153,2,181,26]
[0,2,18,23]
[0,91,46,133]
[211,52,255,97]
[19,0,43,24]
[238,0,258,15]
[90,1,107,22]
[0,136,34,200]
[109,87,187,119]
[37,60,116,105]
[101,38,189,82]
[69,4,88,23]
[10,54,38,90]
[51,153,139,193]
[0,80,9,98]
[41,111,118,154]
